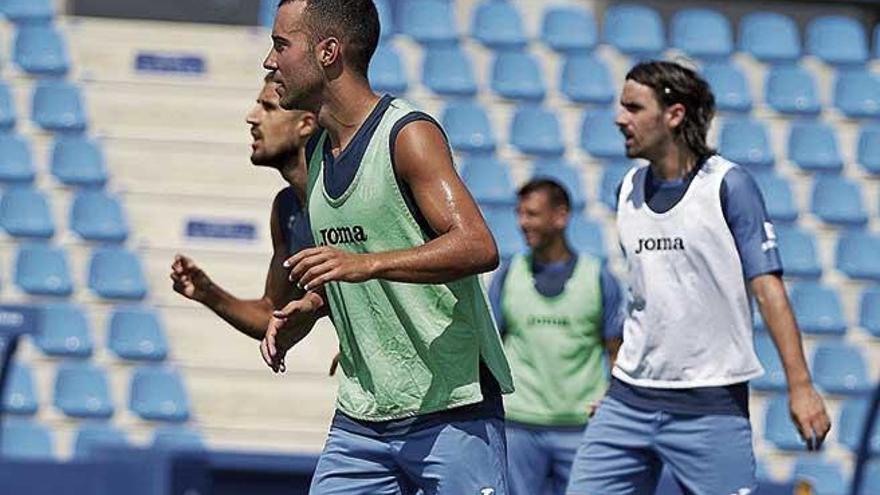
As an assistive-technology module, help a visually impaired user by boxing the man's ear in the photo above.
[666,102,686,132]
[297,112,318,139]
[317,37,340,67]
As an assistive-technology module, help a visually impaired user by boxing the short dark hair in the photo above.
[625,60,716,159]
[278,0,380,76]
[518,178,571,211]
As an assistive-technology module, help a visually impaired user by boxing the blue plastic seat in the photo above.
[422,47,477,97]
[599,165,631,211]
[54,362,114,419]
[581,108,625,159]
[0,187,55,238]
[442,101,495,154]
[471,1,527,51]
[15,243,73,296]
[375,0,394,41]
[400,0,457,46]
[258,0,274,28]
[560,54,614,105]
[793,458,847,495]
[719,118,773,170]
[510,105,565,157]
[129,366,190,422]
[752,172,797,224]
[738,12,800,64]
[0,133,35,184]
[31,79,87,132]
[702,63,751,113]
[670,8,733,60]
[3,363,37,415]
[603,4,664,58]
[837,232,880,281]
[568,215,606,259]
[860,459,880,495]
[765,66,821,116]
[460,158,515,206]
[74,423,128,458]
[152,426,204,451]
[0,82,17,130]
[810,175,868,227]
[88,247,148,300]
[369,45,407,96]
[775,225,821,279]
[1,420,54,460]
[50,135,108,187]
[812,341,871,395]
[70,190,129,243]
[531,159,586,211]
[481,205,525,258]
[108,306,169,362]
[806,15,868,66]
[491,51,545,102]
[790,282,847,336]
[764,394,806,450]
[541,6,597,53]
[857,124,880,175]
[3,0,54,24]
[752,333,786,391]
[13,24,70,76]
[860,287,880,337]
[837,398,880,454]
[788,121,843,173]
[36,303,94,358]
[834,70,880,119]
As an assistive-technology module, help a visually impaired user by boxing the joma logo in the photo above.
[318,226,368,246]
[635,236,684,254]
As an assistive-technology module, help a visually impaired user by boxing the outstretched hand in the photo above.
[260,291,325,373]
[170,254,213,302]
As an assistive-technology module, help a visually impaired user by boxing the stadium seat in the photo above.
[765,66,821,116]
[752,172,797,224]
[810,175,868,227]
[788,121,843,173]
[0,133,35,184]
[152,426,204,451]
[599,165,631,211]
[541,6,597,53]
[738,12,800,63]
[837,398,880,454]
[0,82,17,130]
[670,8,733,60]
[422,47,477,97]
[752,333,786,391]
[531,159,586,211]
[369,45,408,95]
[460,157,516,206]
[74,423,129,459]
[568,215,606,259]
[0,187,55,239]
[35,303,94,358]
[860,460,880,495]
[602,4,664,58]
[482,205,525,258]
[15,243,73,296]
[702,62,751,113]
[399,0,457,46]
[764,394,806,451]
[857,124,880,175]
[258,0,275,28]
[860,287,880,337]
[834,69,880,119]
[491,51,545,102]
[375,0,394,40]
[1,420,54,460]
[581,108,625,159]
[442,101,495,154]
[790,282,847,336]
[13,24,70,76]
[719,118,773,170]
[129,366,190,422]
[108,306,169,362]
[88,247,148,300]
[560,53,614,105]
[806,15,868,66]
[3,0,54,24]
[812,341,871,395]
[70,190,129,243]
[836,231,880,281]
[50,135,109,187]
[2,363,38,415]
[510,105,565,157]
[53,362,114,419]
[471,1,527,51]
[792,458,848,495]
[775,225,821,279]
[32,79,88,132]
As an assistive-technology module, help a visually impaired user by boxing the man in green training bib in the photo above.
[259,1,514,493]
[488,178,623,495]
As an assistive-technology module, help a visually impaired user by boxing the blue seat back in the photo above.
[423,47,477,97]
[0,133,35,183]
[806,15,868,65]
[560,54,614,105]
[670,8,733,60]
[50,135,108,187]
[810,175,867,227]
[15,243,73,296]
[108,306,169,362]
[739,12,800,63]
[70,190,130,243]
[581,108,625,159]
[510,105,564,157]
[0,187,55,238]
[369,45,408,95]
[491,51,545,102]
[53,362,114,419]
[400,0,457,46]
[765,66,820,116]
[541,6,596,53]
[788,121,843,173]
[603,4,664,57]
[129,366,190,422]
[88,247,148,300]
[442,101,495,154]
[472,1,527,50]
[36,303,94,358]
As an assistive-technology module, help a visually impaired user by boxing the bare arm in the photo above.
[604,337,621,372]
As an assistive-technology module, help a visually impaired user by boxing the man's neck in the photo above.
[316,79,381,155]
[648,141,700,181]
[532,237,571,264]
[280,146,308,205]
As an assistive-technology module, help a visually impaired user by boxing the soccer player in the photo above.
[170,74,319,347]
[488,178,624,495]
[260,1,514,494]
[566,60,831,494]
